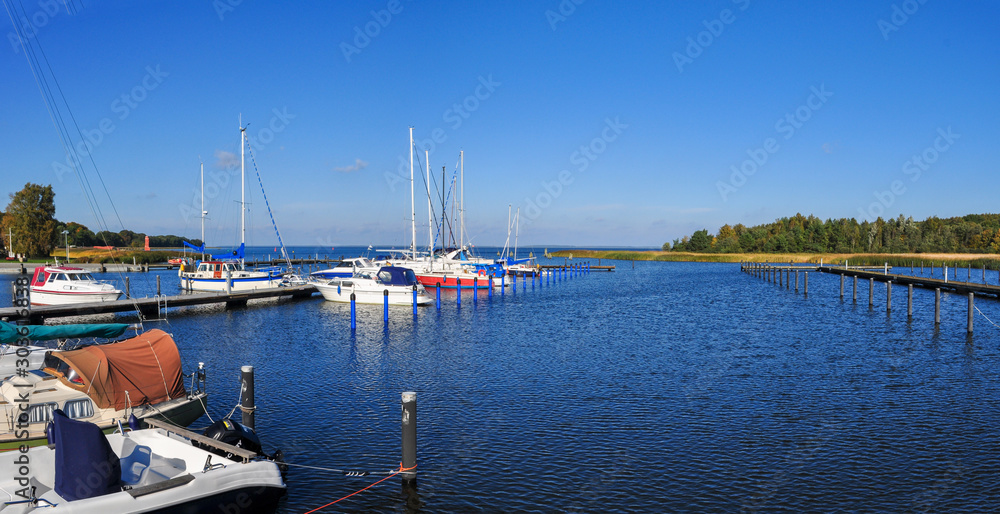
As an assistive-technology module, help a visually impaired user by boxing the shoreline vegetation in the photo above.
[550,250,1000,270]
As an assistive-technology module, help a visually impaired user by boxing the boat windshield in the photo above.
[403,269,417,285]
[79,273,95,281]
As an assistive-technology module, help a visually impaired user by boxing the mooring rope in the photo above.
[974,305,1000,330]
[280,461,402,476]
[302,463,414,514]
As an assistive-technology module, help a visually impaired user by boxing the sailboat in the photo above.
[179,121,286,292]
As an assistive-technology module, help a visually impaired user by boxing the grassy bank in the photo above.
[550,250,1000,270]
[47,247,182,264]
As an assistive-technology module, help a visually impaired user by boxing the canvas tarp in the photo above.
[50,329,187,410]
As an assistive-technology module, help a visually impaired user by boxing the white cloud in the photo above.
[334,158,369,173]
[214,149,238,169]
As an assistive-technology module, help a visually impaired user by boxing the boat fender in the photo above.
[196,418,263,460]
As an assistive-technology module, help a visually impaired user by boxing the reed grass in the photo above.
[550,250,1000,270]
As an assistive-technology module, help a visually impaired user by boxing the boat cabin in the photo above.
[31,266,98,287]
[373,266,420,286]
[194,261,240,277]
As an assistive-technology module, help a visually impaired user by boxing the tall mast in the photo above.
[426,150,432,271]
[200,160,206,261]
[460,150,464,251]
[240,116,246,267]
[514,207,520,260]
[409,127,415,260]
[441,166,446,254]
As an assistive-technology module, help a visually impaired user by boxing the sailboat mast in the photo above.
[441,166,446,253]
[200,160,206,261]
[460,150,464,251]
[240,118,246,267]
[514,207,520,260]
[409,127,416,260]
[426,150,432,271]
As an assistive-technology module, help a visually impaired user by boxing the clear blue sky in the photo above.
[2,1,997,249]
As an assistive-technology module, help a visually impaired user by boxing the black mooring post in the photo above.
[401,391,417,482]
[240,365,255,431]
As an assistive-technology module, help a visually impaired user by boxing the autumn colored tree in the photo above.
[1,183,57,257]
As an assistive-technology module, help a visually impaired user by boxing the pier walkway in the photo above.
[0,285,317,323]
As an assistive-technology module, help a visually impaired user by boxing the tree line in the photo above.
[1,182,201,258]
[666,213,1000,254]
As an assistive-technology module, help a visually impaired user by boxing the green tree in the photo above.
[1,183,57,257]
[689,229,712,252]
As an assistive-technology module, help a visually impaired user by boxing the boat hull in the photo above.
[415,273,503,289]
[315,281,431,305]
[29,288,122,306]
[179,274,284,292]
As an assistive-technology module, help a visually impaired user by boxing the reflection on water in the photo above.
[2,256,1000,512]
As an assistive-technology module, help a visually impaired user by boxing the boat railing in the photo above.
[142,417,259,463]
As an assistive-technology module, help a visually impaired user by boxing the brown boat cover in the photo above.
[51,329,187,410]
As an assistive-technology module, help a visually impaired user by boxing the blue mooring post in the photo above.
[489,277,493,298]
[473,277,478,302]
[522,273,526,292]
[350,293,357,331]
[531,272,535,290]
[512,273,516,293]
[436,283,441,310]
[501,274,505,295]
[412,285,418,316]
[456,280,462,306]
[384,289,389,324]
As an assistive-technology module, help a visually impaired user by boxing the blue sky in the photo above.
[2,1,997,249]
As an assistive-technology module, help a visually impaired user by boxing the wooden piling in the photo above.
[934,288,941,325]
[907,284,913,319]
[869,278,874,307]
[886,281,892,312]
[240,365,255,431]
[968,293,974,333]
[840,274,844,299]
[156,275,161,296]
[401,391,417,481]
[125,277,131,299]
[795,271,799,292]
[853,276,857,302]
[804,272,809,295]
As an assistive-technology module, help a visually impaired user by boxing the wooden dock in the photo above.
[817,266,1000,298]
[0,285,317,323]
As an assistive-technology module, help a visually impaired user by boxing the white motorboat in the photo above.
[0,412,285,512]
[309,257,380,280]
[313,266,432,306]
[29,266,122,306]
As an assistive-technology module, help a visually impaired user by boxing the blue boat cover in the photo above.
[375,266,419,286]
[0,321,129,345]
[53,409,121,501]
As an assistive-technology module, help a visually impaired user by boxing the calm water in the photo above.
[4,252,1000,512]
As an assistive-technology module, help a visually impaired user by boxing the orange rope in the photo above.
[302,463,415,514]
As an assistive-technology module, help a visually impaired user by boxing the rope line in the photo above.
[280,461,403,476]
[302,463,413,513]
[974,305,1000,330]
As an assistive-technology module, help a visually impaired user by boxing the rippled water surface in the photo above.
[4,255,1000,512]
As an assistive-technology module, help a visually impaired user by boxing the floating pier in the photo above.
[0,284,317,323]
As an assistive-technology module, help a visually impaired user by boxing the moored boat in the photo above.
[314,266,432,305]
[0,411,284,512]
[29,266,122,306]
[0,329,207,450]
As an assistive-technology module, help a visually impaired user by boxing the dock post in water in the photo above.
[156,275,161,296]
[436,283,441,309]
[804,272,808,295]
[853,276,857,303]
[501,275,505,295]
[225,268,232,294]
[968,293,974,333]
[474,278,478,302]
[907,285,913,319]
[779,268,783,287]
[886,281,892,312]
[840,274,844,299]
[489,277,494,297]
[384,290,389,324]
[350,293,357,330]
[456,280,462,305]
[125,277,131,299]
[869,278,874,307]
[240,365,255,431]
[412,285,418,316]
[935,288,941,324]
[795,271,799,292]
[786,269,790,289]
[401,391,417,482]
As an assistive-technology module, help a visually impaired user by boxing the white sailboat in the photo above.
[179,121,285,292]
